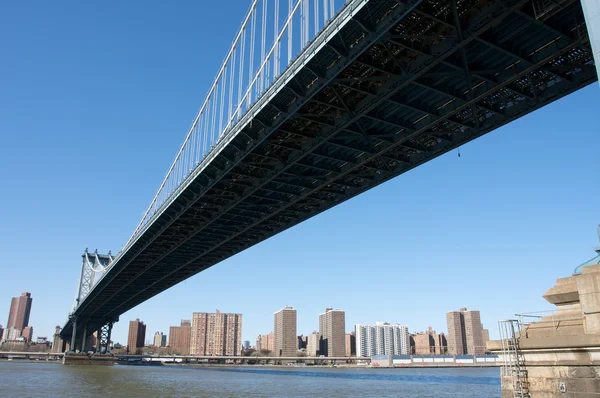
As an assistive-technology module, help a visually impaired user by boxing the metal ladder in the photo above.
[499,320,530,398]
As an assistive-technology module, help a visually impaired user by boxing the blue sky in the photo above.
[1,1,599,346]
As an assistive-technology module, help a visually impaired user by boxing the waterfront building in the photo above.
[22,326,33,343]
[297,335,307,350]
[0,325,3,343]
[411,327,448,355]
[482,328,490,344]
[355,322,410,357]
[345,332,356,356]
[190,310,242,356]
[6,292,32,331]
[169,320,191,355]
[446,308,486,355]
[127,319,146,354]
[2,327,21,342]
[153,331,167,347]
[256,333,274,352]
[307,331,321,357]
[274,306,297,357]
[243,340,251,350]
[319,308,346,357]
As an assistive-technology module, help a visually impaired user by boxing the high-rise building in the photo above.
[355,322,410,357]
[446,308,486,355]
[169,320,191,355]
[243,340,251,350]
[153,332,167,347]
[6,292,32,331]
[190,310,242,356]
[411,327,447,355]
[256,333,274,352]
[307,331,321,357]
[274,306,297,357]
[345,332,356,356]
[482,328,490,344]
[22,326,33,343]
[297,335,308,350]
[127,319,146,354]
[319,308,346,357]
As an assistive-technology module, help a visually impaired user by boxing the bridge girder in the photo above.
[62,0,597,337]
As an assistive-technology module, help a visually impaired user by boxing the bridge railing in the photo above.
[126,0,348,248]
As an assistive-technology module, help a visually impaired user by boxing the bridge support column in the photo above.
[105,323,113,354]
[96,328,102,354]
[80,324,87,353]
[69,317,77,353]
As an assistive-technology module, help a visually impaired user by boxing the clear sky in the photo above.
[1,1,599,346]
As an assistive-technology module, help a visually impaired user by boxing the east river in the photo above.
[0,362,500,397]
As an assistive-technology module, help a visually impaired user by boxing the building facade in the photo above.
[127,319,146,354]
[6,292,32,331]
[446,308,486,355]
[345,332,356,356]
[190,310,242,356]
[169,320,191,355]
[256,333,274,352]
[274,306,297,357]
[297,335,308,350]
[412,327,448,355]
[319,308,346,357]
[22,326,33,343]
[355,322,410,357]
[307,331,321,357]
[153,332,167,347]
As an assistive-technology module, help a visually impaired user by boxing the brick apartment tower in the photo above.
[169,320,191,355]
[256,333,274,352]
[446,308,485,355]
[345,332,356,356]
[274,306,297,356]
[127,319,146,354]
[190,310,242,356]
[319,308,346,357]
[7,292,32,330]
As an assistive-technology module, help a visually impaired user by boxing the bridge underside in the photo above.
[63,0,596,337]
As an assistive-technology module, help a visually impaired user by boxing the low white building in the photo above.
[355,322,409,357]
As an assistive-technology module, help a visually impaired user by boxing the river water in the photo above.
[0,362,500,397]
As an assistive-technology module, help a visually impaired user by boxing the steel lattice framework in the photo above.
[62,0,597,338]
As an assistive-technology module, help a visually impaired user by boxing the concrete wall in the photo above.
[502,366,600,398]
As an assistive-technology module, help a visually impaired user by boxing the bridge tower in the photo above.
[67,249,117,354]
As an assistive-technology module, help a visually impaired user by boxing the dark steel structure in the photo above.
[62,0,597,341]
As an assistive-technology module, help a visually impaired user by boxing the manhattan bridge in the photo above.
[60,0,599,353]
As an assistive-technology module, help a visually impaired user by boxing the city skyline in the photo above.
[0,0,598,350]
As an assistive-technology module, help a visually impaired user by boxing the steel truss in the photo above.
[63,0,597,337]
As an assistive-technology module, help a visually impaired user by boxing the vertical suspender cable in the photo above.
[288,0,293,64]
[228,49,236,130]
[274,0,279,77]
[305,0,309,46]
[314,0,318,35]
[238,30,245,119]
[329,0,334,22]
[324,0,328,23]
[249,9,256,107]
[219,70,226,141]
[261,0,267,94]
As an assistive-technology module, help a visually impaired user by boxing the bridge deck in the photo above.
[64,0,596,336]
